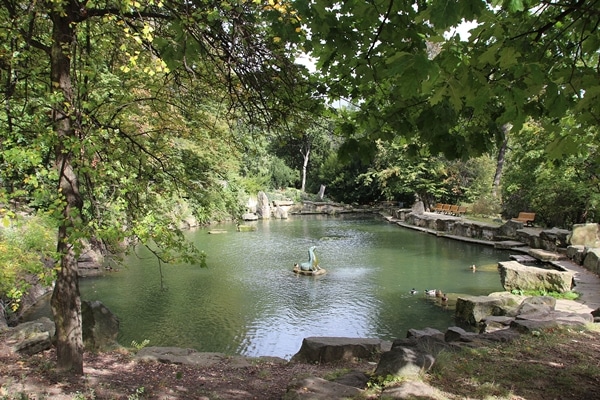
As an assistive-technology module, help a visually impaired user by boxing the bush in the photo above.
[0,213,56,315]
[469,195,502,217]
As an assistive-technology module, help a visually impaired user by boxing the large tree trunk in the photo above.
[492,124,511,199]
[49,7,84,375]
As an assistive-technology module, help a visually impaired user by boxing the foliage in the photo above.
[317,151,377,204]
[130,339,150,351]
[269,157,299,190]
[469,195,502,217]
[268,113,334,192]
[502,120,599,227]
[0,214,56,314]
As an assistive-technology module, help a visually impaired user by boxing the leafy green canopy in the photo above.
[293,0,600,164]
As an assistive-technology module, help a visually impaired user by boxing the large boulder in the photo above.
[290,337,391,364]
[455,293,522,325]
[569,223,600,247]
[82,300,119,351]
[5,317,55,355]
[411,201,425,215]
[498,261,574,293]
[256,191,271,219]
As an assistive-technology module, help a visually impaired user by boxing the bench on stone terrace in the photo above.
[512,212,536,227]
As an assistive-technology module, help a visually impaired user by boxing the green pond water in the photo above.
[76,214,510,359]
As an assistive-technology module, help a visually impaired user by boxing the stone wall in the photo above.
[397,211,600,276]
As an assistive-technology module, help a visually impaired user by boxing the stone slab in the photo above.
[496,240,527,249]
[509,254,538,263]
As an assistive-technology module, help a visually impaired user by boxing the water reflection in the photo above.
[78,214,509,359]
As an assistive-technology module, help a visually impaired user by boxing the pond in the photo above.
[77,214,509,359]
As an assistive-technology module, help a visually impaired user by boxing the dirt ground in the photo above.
[2,327,600,399]
[0,340,374,400]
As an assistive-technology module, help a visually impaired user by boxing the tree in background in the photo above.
[269,112,333,192]
[0,0,306,374]
[502,119,599,228]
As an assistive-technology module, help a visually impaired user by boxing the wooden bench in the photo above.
[433,203,445,213]
[457,206,467,216]
[512,212,536,227]
[449,205,459,215]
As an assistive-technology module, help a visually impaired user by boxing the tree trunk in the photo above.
[492,124,511,199]
[49,8,84,375]
[300,145,310,192]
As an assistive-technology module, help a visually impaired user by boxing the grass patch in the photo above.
[427,324,600,400]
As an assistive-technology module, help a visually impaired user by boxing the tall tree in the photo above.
[270,114,332,192]
[1,0,306,374]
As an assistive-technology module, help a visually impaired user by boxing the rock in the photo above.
[444,326,479,342]
[374,346,435,379]
[332,370,370,388]
[511,311,592,333]
[82,300,119,351]
[516,296,556,315]
[567,245,586,265]
[479,328,521,343]
[583,248,600,274]
[455,295,512,325]
[392,335,454,357]
[273,200,294,207]
[569,223,600,247]
[482,316,515,332]
[284,376,363,400]
[136,347,228,366]
[256,191,271,219]
[498,220,526,240]
[241,212,258,221]
[237,224,257,232]
[290,337,391,364]
[134,347,286,368]
[528,248,566,262]
[539,227,571,252]
[498,261,574,293]
[406,327,445,341]
[381,380,445,400]
[273,206,288,219]
[6,317,55,355]
[411,201,425,215]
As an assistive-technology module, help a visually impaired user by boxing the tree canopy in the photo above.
[294,0,600,165]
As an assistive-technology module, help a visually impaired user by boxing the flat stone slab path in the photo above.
[554,259,600,314]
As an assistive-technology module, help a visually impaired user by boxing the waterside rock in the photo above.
[82,300,120,351]
[498,261,574,293]
[256,191,271,219]
[290,337,391,364]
